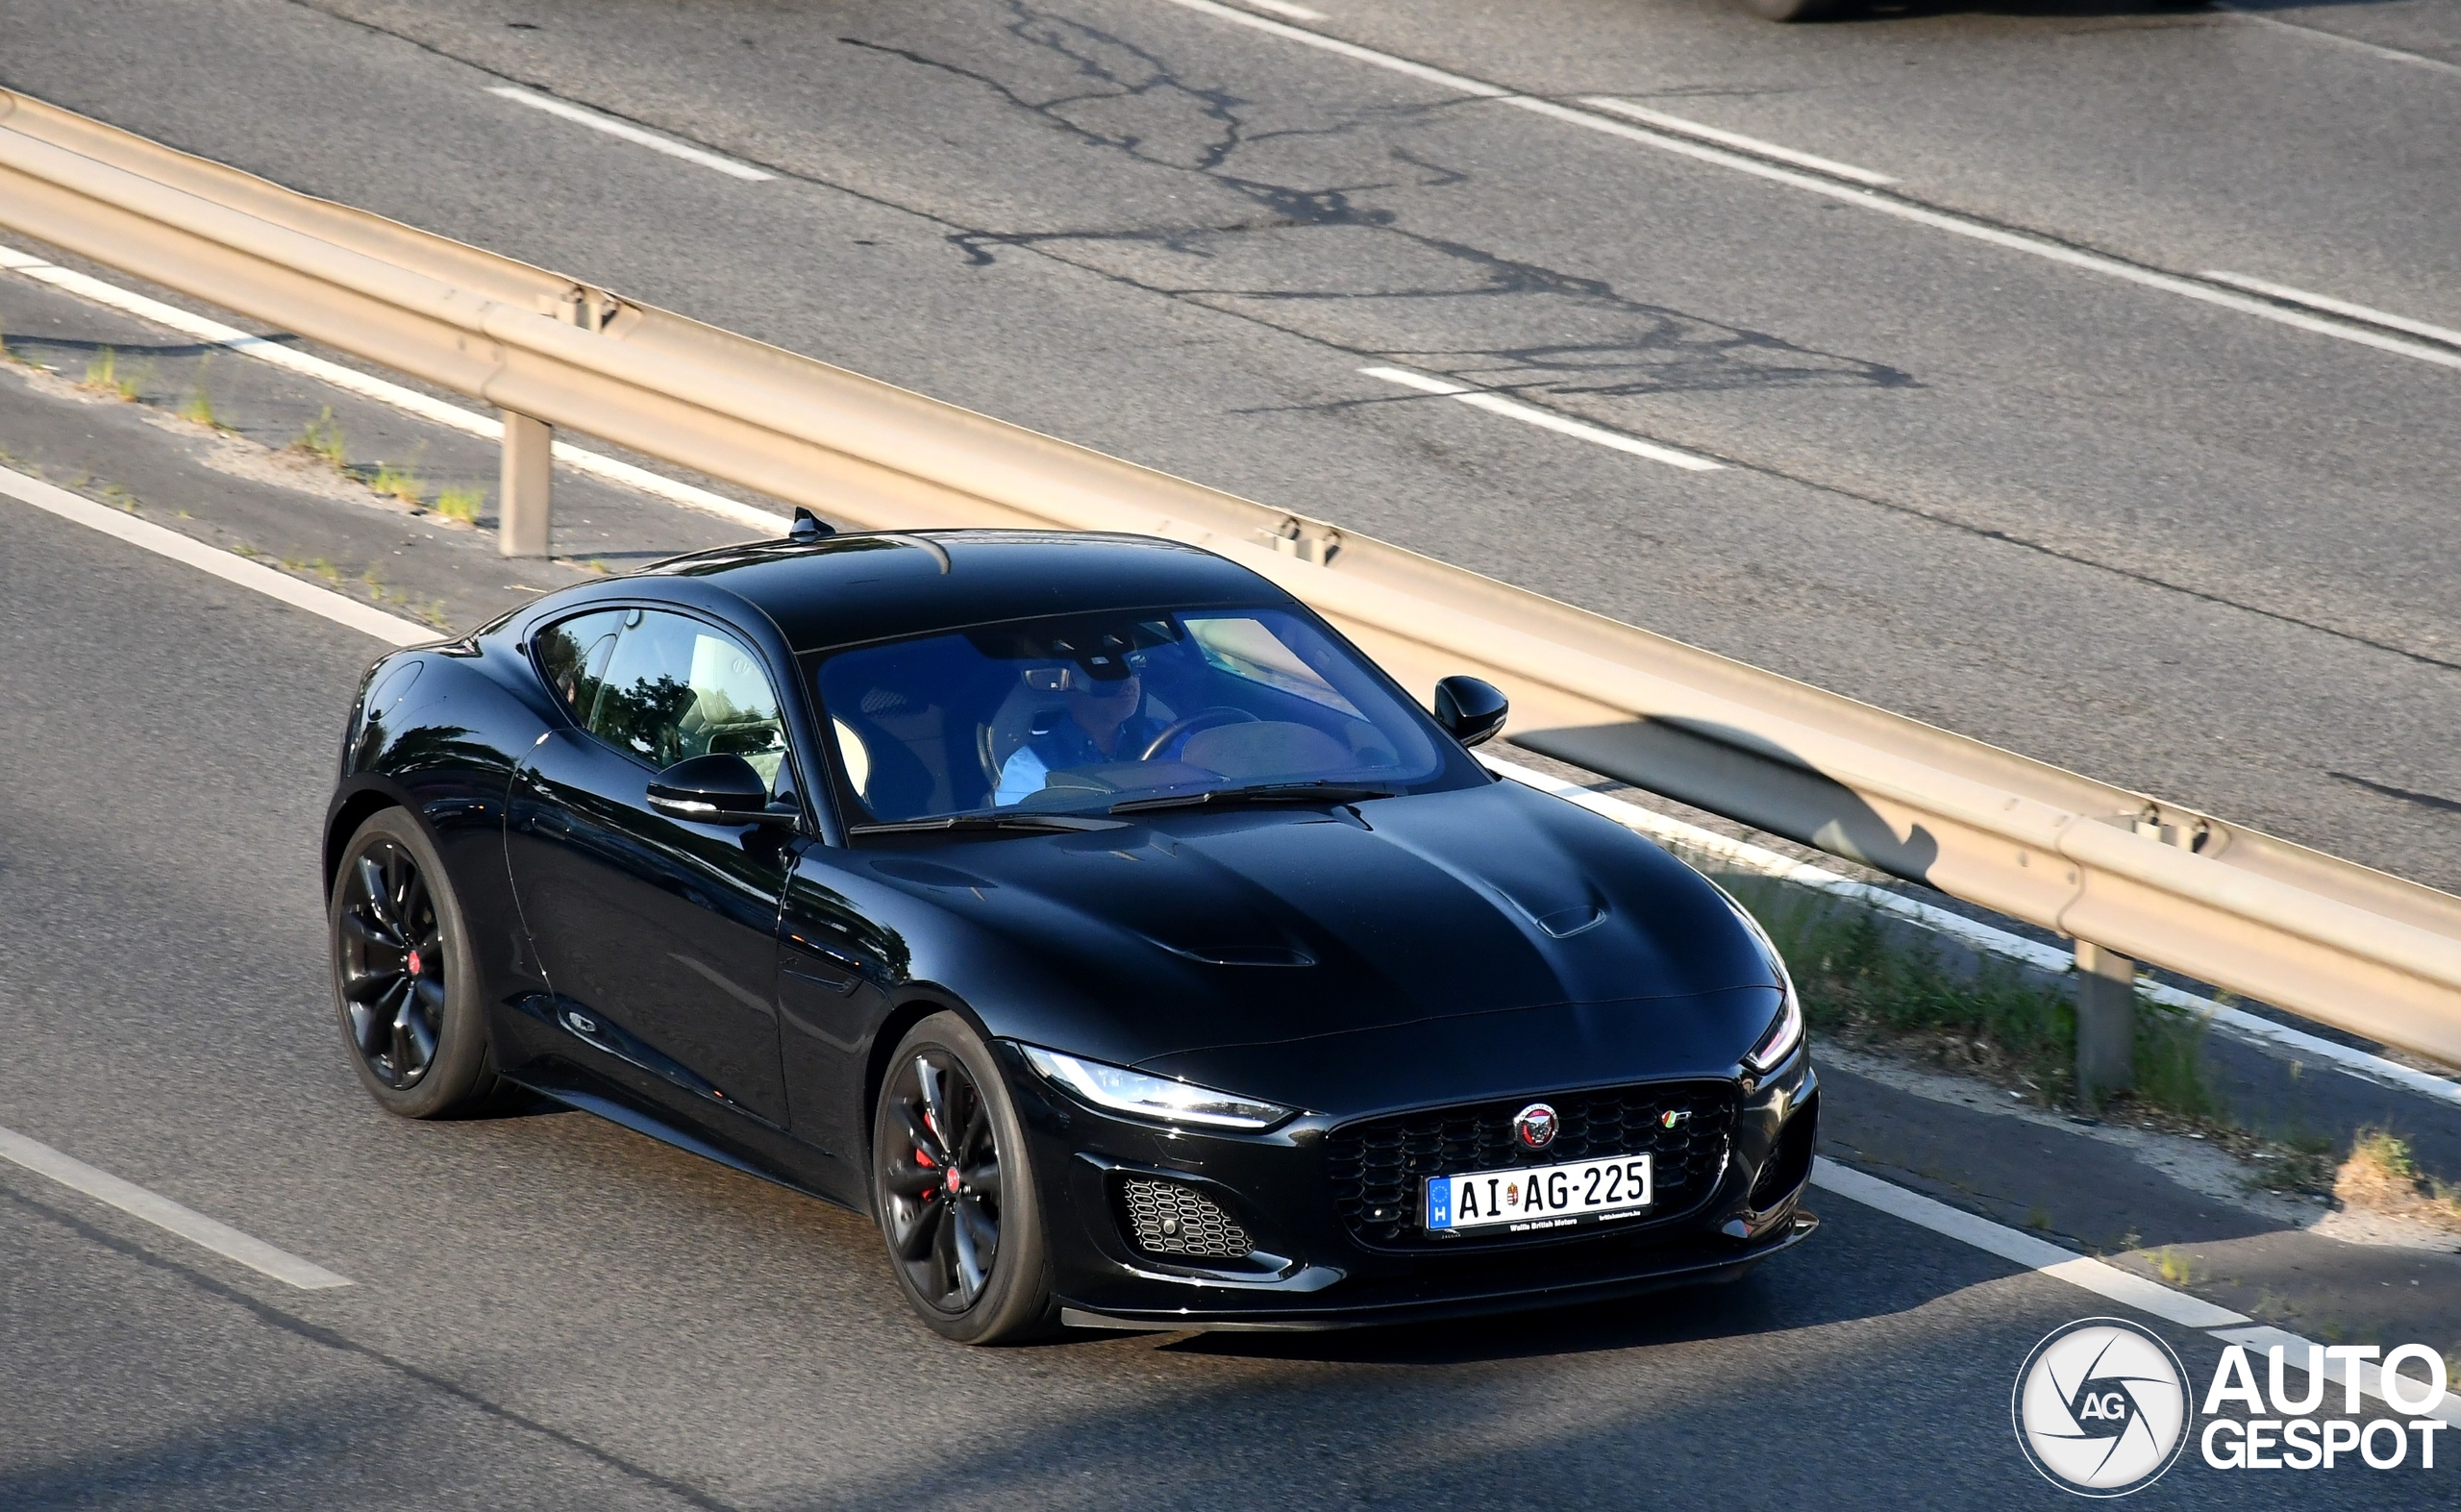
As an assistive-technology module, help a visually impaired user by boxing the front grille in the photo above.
[1121,1177,1254,1260]
[1326,1080,1738,1246]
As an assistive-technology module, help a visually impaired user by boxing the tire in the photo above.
[1731,0,1843,20]
[871,1012,1054,1344]
[328,808,504,1118]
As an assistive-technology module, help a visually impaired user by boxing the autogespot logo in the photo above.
[2012,1318,2193,1497]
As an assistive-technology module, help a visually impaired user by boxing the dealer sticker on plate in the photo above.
[1426,1154,1653,1234]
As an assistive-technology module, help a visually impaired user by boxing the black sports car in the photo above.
[325,524,1817,1342]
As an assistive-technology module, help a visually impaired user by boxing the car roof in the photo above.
[643,529,1290,653]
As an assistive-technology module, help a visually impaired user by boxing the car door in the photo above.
[506,606,797,1129]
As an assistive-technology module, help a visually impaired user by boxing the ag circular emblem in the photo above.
[2012,1318,2192,1498]
[1512,1103,1558,1151]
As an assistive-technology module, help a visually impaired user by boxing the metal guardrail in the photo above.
[6,87,2460,1073]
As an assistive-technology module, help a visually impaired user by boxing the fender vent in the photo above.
[1120,1178,1253,1260]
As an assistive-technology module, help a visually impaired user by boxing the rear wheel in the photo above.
[871,1012,1053,1344]
[329,809,503,1118]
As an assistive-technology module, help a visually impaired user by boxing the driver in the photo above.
[993,659,1162,806]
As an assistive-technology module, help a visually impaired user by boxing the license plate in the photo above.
[1425,1153,1653,1234]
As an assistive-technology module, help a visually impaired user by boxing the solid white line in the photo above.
[2216,4,2461,81]
[0,1124,352,1289]
[1811,1159,2250,1326]
[0,242,793,536]
[1,461,437,645]
[487,87,775,181]
[1815,1158,2461,1418]
[1479,755,2461,1106]
[2203,271,2461,350]
[1579,98,1896,186]
[1359,365,1723,471]
[1150,0,2461,376]
[1236,0,1327,18]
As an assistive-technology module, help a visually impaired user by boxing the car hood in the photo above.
[874,780,1784,1079]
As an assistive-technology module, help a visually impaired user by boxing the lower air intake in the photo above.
[1121,1178,1253,1260]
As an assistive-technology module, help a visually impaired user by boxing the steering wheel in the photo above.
[1136,706,1259,762]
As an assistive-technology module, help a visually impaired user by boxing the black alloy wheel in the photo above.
[337,839,446,1088]
[872,1013,1051,1343]
[328,809,502,1118]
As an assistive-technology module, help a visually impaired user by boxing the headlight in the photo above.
[1713,885,1805,1073]
[1018,1045,1292,1130]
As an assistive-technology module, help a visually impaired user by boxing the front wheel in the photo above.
[329,809,503,1118]
[871,1012,1053,1344]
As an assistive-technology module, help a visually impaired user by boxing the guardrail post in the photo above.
[2075,941,2136,1109]
[499,409,551,558]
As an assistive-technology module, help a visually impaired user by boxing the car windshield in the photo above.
[811,606,1454,823]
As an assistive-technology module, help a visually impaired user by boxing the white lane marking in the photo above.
[0,1124,353,1289]
[1236,0,1328,18]
[1579,98,1896,186]
[1479,755,2461,1106]
[1359,365,1724,471]
[1811,1159,2248,1327]
[1,462,435,645]
[2216,3,2461,81]
[486,86,776,181]
[0,243,793,536]
[1814,1159,2461,1419]
[1151,0,2461,376]
[2204,271,2461,350]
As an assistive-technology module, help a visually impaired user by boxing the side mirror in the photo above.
[1433,676,1508,749]
[648,754,796,825]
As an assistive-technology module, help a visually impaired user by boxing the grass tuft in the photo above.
[176,358,226,430]
[431,484,485,523]
[370,461,425,508]
[82,347,141,401]
[292,407,348,468]
[2335,1128,2461,1232]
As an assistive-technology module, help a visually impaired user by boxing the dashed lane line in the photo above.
[1359,365,1724,471]
[1579,97,1897,186]
[0,1124,353,1290]
[2216,3,2461,82]
[487,86,777,181]
[2205,271,2461,352]
[1150,0,2461,376]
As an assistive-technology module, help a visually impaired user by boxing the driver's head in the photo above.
[1067,668,1140,745]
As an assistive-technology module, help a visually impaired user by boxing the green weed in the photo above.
[431,484,485,523]
[82,347,140,401]
[370,461,425,508]
[177,358,226,430]
[293,407,347,468]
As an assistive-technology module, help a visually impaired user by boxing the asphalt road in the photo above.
[3,0,2460,893]
[5,487,2453,1511]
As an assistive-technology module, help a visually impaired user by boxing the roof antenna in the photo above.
[790,507,834,542]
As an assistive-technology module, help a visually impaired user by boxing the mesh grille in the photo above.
[1121,1178,1254,1260]
[1326,1080,1738,1246]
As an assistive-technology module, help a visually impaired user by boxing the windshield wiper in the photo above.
[848,812,1124,836]
[1109,781,1401,815]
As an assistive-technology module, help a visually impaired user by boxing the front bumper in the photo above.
[1001,1042,1821,1331]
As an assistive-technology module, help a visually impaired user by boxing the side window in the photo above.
[534,609,627,722]
[587,610,792,792]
